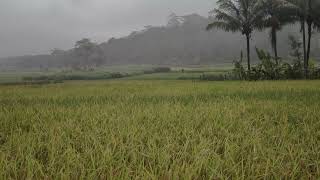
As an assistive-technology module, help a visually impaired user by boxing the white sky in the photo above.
[0,0,215,57]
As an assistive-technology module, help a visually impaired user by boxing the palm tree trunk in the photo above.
[302,21,307,79]
[246,34,251,72]
[306,22,312,78]
[270,27,279,64]
[305,0,312,78]
[274,31,278,65]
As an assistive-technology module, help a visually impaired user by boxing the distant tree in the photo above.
[144,25,154,30]
[75,38,95,50]
[107,37,116,44]
[72,38,105,70]
[167,13,183,28]
[74,38,96,69]
[287,34,304,78]
[288,34,303,61]
[207,0,265,72]
[51,48,66,56]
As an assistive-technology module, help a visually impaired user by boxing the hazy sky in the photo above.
[0,0,215,57]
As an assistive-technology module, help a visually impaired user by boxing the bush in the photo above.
[1,80,62,86]
[233,51,246,80]
[143,70,155,74]
[110,72,127,79]
[200,73,235,81]
[153,67,171,73]
[143,67,171,74]
[23,72,129,83]
[232,48,320,80]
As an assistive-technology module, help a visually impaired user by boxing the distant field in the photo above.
[1,80,319,179]
[124,72,225,80]
[0,71,47,83]
[0,64,233,83]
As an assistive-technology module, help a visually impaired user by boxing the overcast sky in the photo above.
[0,0,215,57]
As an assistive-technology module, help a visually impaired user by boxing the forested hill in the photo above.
[1,13,320,70]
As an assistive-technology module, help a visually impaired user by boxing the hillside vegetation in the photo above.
[1,14,319,70]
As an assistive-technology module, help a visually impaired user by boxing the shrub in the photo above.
[143,70,155,74]
[23,72,129,83]
[253,48,282,80]
[200,73,235,81]
[152,67,171,73]
[110,72,126,79]
[143,67,171,74]
[233,51,247,80]
[1,80,62,86]
[232,48,320,80]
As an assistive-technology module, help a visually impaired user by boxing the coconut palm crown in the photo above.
[207,0,266,71]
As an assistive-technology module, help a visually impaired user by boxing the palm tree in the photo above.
[306,0,320,67]
[288,0,320,78]
[207,0,265,72]
[260,0,296,64]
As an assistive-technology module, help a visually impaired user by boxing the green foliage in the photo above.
[143,67,171,74]
[23,72,128,82]
[233,48,320,80]
[152,67,171,73]
[253,48,282,80]
[232,49,284,80]
[72,38,104,70]
[0,80,62,86]
[199,73,231,81]
[282,60,304,79]
[308,59,320,79]
[288,35,303,61]
[207,0,266,71]
[110,72,127,79]
[207,0,265,34]
[233,51,247,80]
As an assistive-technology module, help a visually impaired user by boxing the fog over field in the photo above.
[1,0,320,178]
[0,0,213,57]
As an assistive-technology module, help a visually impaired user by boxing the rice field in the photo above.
[0,80,320,179]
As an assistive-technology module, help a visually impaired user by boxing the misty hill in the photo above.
[1,13,320,70]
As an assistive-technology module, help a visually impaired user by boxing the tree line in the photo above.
[207,0,320,79]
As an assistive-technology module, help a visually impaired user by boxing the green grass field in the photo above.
[1,80,320,179]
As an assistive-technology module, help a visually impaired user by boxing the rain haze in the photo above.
[0,0,214,57]
[1,0,320,178]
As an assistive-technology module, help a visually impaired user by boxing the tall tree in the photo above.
[288,0,320,78]
[260,0,295,63]
[167,13,183,28]
[74,38,99,69]
[305,0,320,68]
[207,0,265,71]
